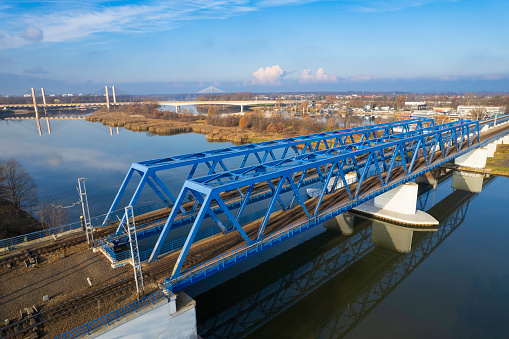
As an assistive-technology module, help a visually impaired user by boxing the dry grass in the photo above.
[86,111,290,144]
[486,144,509,176]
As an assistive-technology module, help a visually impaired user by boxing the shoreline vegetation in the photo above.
[486,144,509,177]
[0,197,43,239]
[85,102,365,144]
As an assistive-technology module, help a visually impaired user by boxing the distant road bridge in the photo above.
[158,100,297,113]
[0,102,131,109]
[0,100,288,110]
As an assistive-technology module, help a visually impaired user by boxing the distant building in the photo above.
[411,110,436,118]
[405,102,427,110]
[457,106,506,116]
[433,107,454,114]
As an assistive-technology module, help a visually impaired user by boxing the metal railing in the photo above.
[0,201,167,250]
[54,290,168,339]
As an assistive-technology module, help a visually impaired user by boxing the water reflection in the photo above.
[196,175,495,339]
[0,119,237,222]
[451,170,485,193]
[370,220,436,253]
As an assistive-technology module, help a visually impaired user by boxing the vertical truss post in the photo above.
[78,178,94,247]
[126,206,144,297]
[102,167,135,227]
[172,193,214,277]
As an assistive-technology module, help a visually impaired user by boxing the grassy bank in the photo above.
[486,144,509,177]
[0,197,43,239]
[87,110,307,144]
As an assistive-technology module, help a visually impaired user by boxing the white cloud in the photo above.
[481,73,504,81]
[349,0,458,13]
[23,65,49,74]
[0,1,325,50]
[300,68,338,83]
[252,65,288,85]
[21,26,44,42]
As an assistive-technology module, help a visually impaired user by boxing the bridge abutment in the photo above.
[91,291,197,339]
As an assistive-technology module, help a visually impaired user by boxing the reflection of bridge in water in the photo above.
[197,174,494,338]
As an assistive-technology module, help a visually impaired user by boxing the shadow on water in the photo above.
[193,174,496,339]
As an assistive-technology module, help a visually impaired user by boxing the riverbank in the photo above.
[486,144,509,177]
[86,110,287,144]
[0,197,43,239]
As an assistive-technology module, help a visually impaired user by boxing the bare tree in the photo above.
[0,158,38,212]
[37,200,69,229]
[325,95,337,106]
[340,108,354,129]
[395,96,407,110]
[469,106,487,121]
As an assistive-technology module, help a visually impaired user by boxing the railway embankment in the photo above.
[486,144,509,177]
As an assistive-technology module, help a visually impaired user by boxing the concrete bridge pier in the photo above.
[371,220,415,253]
[415,168,447,188]
[454,147,489,169]
[352,182,438,226]
[324,213,354,235]
[451,171,484,193]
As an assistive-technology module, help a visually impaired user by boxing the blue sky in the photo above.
[0,0,508,94]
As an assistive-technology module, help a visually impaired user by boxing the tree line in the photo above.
[0,158,68,239]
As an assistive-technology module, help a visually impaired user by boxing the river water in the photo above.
[1,119,508,338]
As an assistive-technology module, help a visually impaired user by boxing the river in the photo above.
[1,119,508,338]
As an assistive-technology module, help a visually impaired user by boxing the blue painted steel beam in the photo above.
[102,119,433,227]
[148,120,479,268]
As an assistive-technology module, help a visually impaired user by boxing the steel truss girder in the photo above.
[102,119,433,228]
[148,120,479,268]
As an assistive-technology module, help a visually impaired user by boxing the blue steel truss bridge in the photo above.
[93,116,509,293]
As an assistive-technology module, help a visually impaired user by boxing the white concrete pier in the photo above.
[352,182,438,226]
[324,213,354,235]
[371,219,437,253]
[451,171,484,193]
[454,147,489,169]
